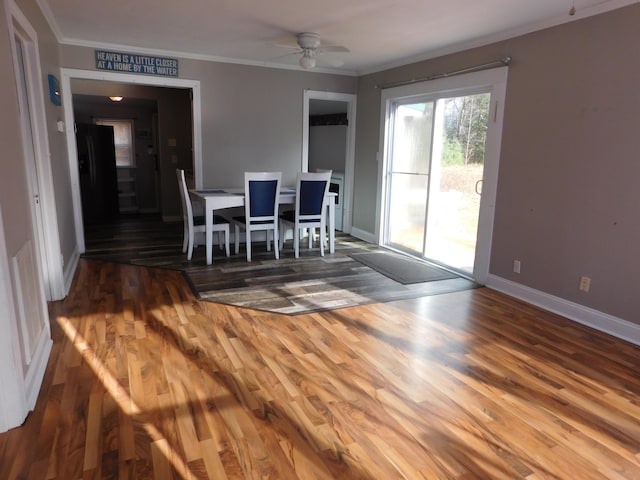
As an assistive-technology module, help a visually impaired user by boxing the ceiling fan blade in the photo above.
[318,45,350,53]
[273,41,301,49]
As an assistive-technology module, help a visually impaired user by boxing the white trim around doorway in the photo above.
[302,90,356,235]
[59,68,202,258]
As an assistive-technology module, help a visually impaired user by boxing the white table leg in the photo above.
[205,199,213,265]
[328,201,335,253]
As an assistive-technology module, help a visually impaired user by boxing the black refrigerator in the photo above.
[76,123,119,225]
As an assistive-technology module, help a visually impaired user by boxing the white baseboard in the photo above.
[486,274,640,346]
[349,227,376,244]
[63,247,80,297]
[24,331,52,410]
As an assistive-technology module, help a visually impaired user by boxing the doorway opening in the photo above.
[303,91,356,234]
[71,88,171,224]
[60,69,202,253]
[379,68,507,284]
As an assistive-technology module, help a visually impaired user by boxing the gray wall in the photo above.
[60,46,358,191]
[354,4,640,322]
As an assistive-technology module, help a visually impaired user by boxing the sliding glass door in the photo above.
[380,68,508,283]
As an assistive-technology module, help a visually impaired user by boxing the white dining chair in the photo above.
[310,168,333,247]
[279,170,332,258]
[176,168,230,260]
[232,171,282,262]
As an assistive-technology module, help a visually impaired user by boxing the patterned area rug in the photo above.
[82,218,479,315]
[187,237,478,315]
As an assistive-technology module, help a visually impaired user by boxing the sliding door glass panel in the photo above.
[386,102,434,252]
[424,93,490,274]
[388,172,429,251]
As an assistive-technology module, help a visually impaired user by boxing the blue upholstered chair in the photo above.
[232,171,282,262]
[279,170,331,258]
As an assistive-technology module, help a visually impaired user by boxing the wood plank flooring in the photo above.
[1,258,640,479]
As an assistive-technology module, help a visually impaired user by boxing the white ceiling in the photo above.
[39,0,635,75]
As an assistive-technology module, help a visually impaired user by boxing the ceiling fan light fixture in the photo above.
[299,49,316,69]
[109,96,124,102]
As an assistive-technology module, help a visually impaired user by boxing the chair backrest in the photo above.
[176,168,194,225]
[296,170,332,219]
[244,172,282,222]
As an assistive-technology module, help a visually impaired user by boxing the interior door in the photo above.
[12,31,51,357]
[13,32,49,292]
[2,5,55,431]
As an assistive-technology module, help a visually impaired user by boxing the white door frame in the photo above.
[60,68,202,253]
[302,90,356,234]
[377,67,508,284]
[7,1,64,300]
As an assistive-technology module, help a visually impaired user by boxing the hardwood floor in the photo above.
[1,258,640,479]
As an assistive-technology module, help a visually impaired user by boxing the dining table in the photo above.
[190,187,336,264]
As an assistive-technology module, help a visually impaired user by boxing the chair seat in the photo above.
[194,214,229,226]
[232,215,276,226]
[279,210,295,222]
[279,210,316,224]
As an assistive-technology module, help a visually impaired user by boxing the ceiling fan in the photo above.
[276,32,349,69]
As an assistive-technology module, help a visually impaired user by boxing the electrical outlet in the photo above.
[579,276,591,292]
[513,260,521,274]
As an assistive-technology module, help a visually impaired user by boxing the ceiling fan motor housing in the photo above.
[297,32,321,49]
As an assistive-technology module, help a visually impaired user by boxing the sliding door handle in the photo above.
[475,179,483,196]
